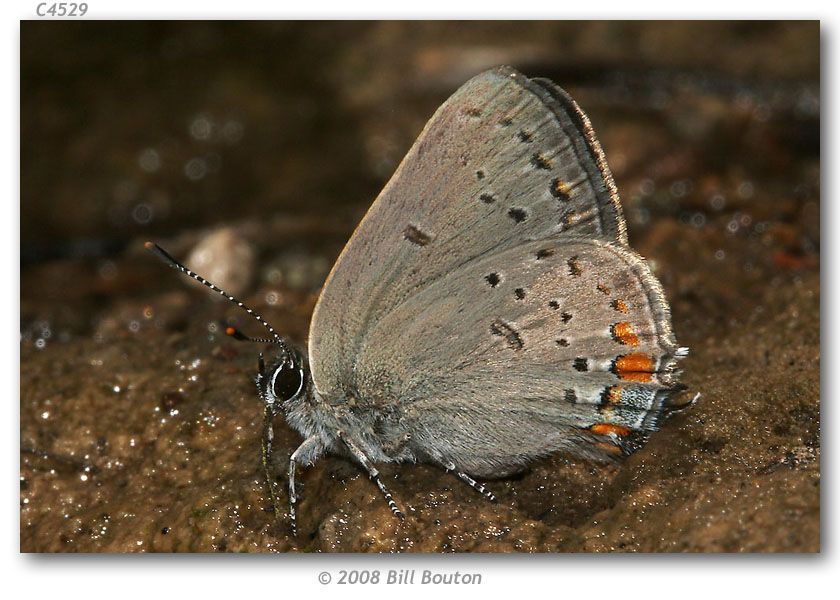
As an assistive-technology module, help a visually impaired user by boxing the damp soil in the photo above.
[20,21,819,553]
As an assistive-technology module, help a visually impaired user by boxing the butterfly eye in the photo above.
[270,362,304,401]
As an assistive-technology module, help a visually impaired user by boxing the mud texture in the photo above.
[21,21,819,552]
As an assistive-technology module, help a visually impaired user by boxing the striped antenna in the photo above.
[146,242,290,356]
[225,326,279,345]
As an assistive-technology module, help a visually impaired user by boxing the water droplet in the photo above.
[131,202,154,225]
[265,290,281,306]
[138,148,161,172]
[184,158,208,181]
[190,114,213,140]
[738,181,754,199]
[670,179,692,198]
[98,260,118,280]
[639,179,655,196]
[221,120,244,144]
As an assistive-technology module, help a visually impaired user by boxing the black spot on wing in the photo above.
[567,256,582,277]
[550,178,572,201]
[508,208,527,223]
[490,319,524,351]
[531,153,552,170]
[403,225,432,246]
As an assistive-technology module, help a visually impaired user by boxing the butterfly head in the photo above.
[256,348,308,416]
[145,241,308,411]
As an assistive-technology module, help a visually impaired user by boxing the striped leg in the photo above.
[338,432,405,520]
[443,462,497,502]
[288,435,324,537]
[261,405,284,529]
[258,354,288,532]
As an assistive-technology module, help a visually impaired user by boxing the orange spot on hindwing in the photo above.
[611,321,640,346]
[612,353,656,382]
[600,385,623,405]
[590,423,631,437]
[550,177,571,200]
[567,256,582,277]
[611,299,629,313]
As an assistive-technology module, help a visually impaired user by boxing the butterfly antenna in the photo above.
[225,326,279,345]
[145,242,290,355]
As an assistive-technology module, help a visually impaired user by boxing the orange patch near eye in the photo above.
[590,423,631,437]
[611,321,640,346]
[613,353,656,382]
[611,299,629,313]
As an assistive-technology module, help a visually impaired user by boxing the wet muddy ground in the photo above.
[20,21,819,552]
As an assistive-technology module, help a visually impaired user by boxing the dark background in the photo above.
[20,21,820,552]
[21,21,818,255]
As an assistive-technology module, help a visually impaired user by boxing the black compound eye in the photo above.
[270,363,304,401]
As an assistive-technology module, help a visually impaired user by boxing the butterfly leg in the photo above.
[258,353,292,532]
[287,434,325,537]
[261,404,284,529]
[338,431,405,520]
[442,461,497,502]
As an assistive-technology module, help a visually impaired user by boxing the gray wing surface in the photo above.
[310,66,628,400]
[352,237,685,474]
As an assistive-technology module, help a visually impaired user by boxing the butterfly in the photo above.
[148,66,689,536]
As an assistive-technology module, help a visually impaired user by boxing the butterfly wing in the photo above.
[310,66,628,401]
[350,236,686,474]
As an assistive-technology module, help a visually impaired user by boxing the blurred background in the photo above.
[20,21,820,552]
[21,21,819,343]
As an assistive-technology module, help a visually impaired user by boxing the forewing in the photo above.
[353,237,686,472]
[310,66,626,397]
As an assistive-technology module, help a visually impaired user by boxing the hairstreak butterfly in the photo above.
[148,65,690,536]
